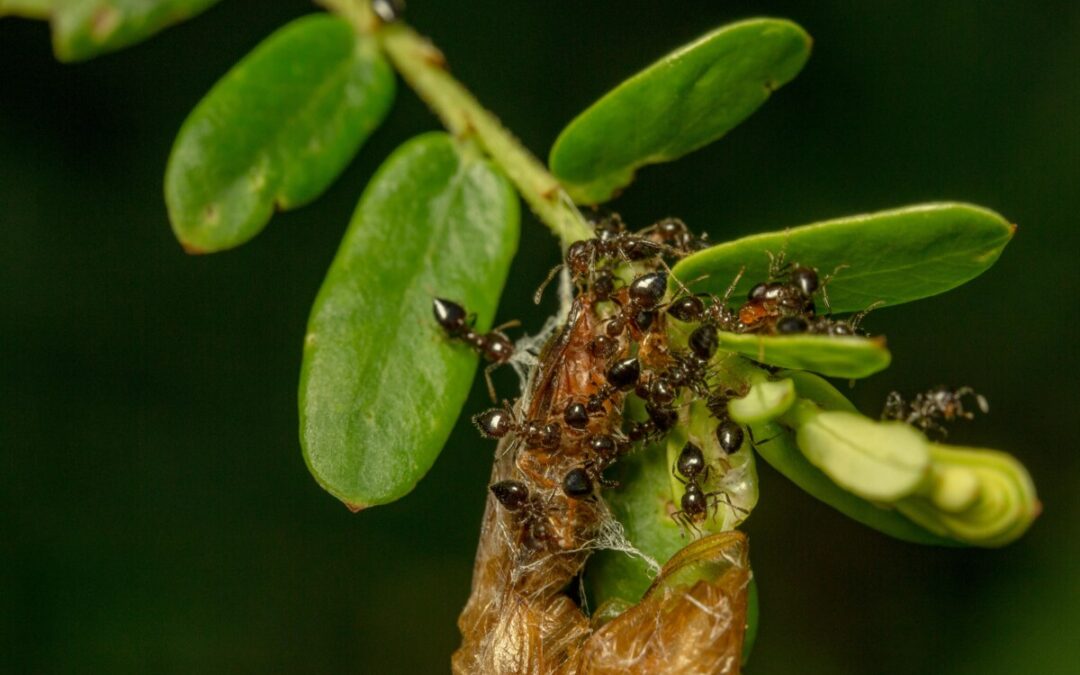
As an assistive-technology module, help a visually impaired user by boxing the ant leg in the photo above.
[491,319,522,333]
[483,363,501,403]
[746,425,782,449]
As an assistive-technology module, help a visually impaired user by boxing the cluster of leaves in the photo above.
[8,0,1039,658]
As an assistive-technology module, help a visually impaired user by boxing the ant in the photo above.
[669,442,746,534]
[625,401,679,443]
[769,301,882,336]
[736,252,844,333]
[432,297,518,401]
[561,438,626,499]
[665,267,745,335]
[704,389,746,454]
[533,214,671,303]
[473,404,561,450]
[882,385,989,438]
[489,480,555,551]
[585,356,642,413]
[602,271,669,337]
[638,217,710,255]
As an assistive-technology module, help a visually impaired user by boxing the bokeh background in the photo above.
[2,1,1077,673]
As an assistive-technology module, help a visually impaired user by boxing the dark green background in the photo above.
[2,1,1077,673]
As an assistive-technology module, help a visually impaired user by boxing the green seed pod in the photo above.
[728,378,796,425]
[785,401,931,502]
[897,444,1040,547]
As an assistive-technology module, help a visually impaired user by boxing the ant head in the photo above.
[667,295,705,322]
[790,265,819,296]
[566,240,593,278]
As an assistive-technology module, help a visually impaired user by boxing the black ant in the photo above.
[602,271,668,337]
[736,252,845,333]
[432,297,518,401]
[638,217,710,255]
[625,401,679,443]
[768,301,882,336]
[533,218,669,303]
[561,441,624,499]
[489,480,554,551]
[882,385,989,438]
[586,356,641,413]
[704,390,747,454]
[473,404,561,450]
[670,442,746,534]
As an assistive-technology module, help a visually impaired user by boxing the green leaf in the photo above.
[718,332,891,379]
[0,0,224,61]
[298,132,519,510]
[752,421,958,546]
[165,14,395,253]
[0,0,50,19]
[672,203,1015,313]
[549,18,810,204]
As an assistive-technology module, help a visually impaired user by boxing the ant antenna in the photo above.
[533,263,565,305]
[819,263,850,313]
[848,300,884,331]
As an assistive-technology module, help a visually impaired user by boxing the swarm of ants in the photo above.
[434,213,988,672]
[433,213,856,561]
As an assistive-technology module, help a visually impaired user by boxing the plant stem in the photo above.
[321,0,593,249]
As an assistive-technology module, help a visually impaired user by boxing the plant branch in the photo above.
[321,0,593,249]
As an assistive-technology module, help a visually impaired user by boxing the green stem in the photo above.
[321,0,593,249]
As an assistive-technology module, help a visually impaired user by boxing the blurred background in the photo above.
[2,1,1077,672]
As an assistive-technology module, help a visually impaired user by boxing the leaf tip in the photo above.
[344,500,369,513]
[180,240,209,255]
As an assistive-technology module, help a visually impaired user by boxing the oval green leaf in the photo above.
[299,132,519,510]
[549,18,810,204]
[752,421,959,546]
[672,203,1015,313]
[718,331,891,379]
[165,14,395,253]
[1,0,224,61]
